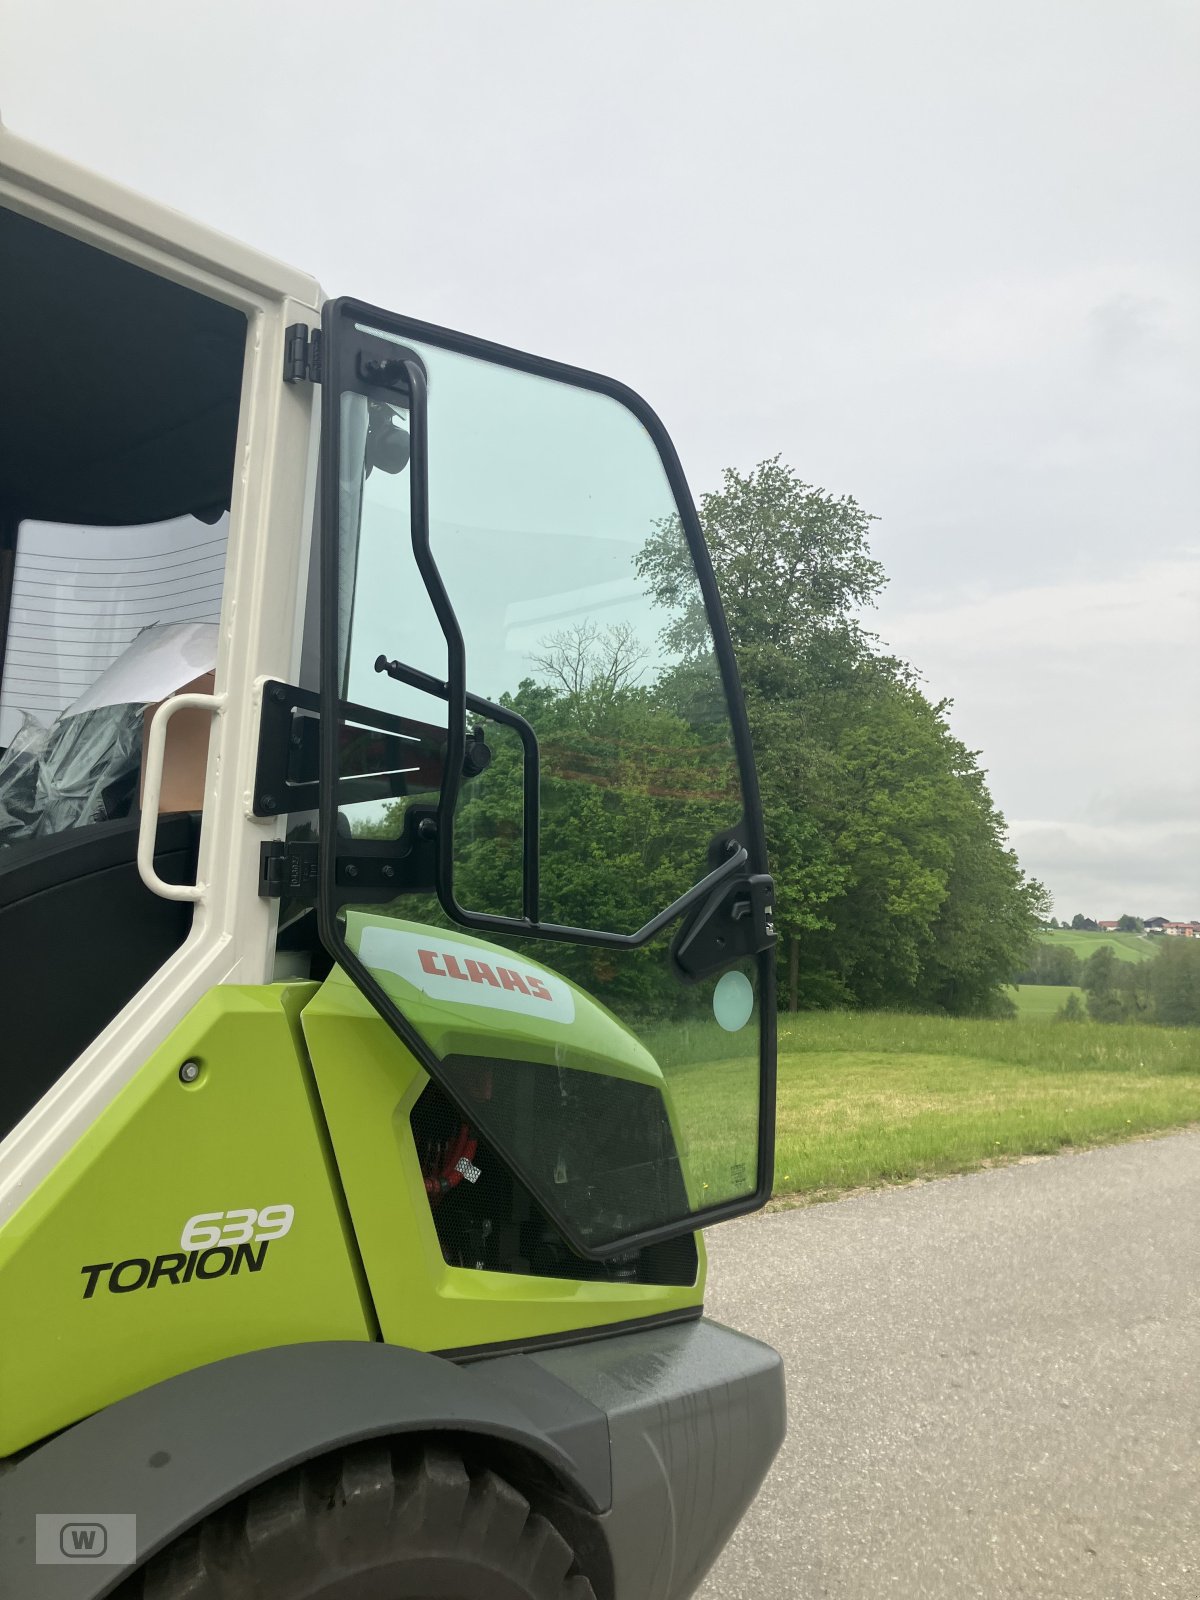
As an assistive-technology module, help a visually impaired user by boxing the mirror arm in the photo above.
[392,360,469,926]
[373,654,745,949]
[374,653,541,921]
[446,841,750,953]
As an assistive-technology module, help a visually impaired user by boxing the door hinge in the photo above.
[283,323,322,384]
[260,840,318,898]
[259,811,438,903]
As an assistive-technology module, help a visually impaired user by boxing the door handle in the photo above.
[137,691,225,903]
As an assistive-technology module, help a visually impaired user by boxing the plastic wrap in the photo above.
[0,714,44,844]
[0,702,144,846]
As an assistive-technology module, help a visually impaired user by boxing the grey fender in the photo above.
[0,1339,612,1600]
[533,1318,786,1600]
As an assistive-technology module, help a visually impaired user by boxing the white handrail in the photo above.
[136,691,226,903]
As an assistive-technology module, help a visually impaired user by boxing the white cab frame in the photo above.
[0,124,324,1227]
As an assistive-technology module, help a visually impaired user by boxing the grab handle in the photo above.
[137,691,226,903]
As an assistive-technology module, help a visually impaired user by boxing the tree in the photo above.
[1116,913,1144,933]
[1082,944,1118,996]
[1016,943,1081,986]
[1079,943,1153,1024]
[364,455,1050,1024]
[1086,990,1128,1024]
[640,458,1046,1015]
[1150,938,1200,1027]
[637,455,886,671]
[798,669,1046,1014]
[527,620,647,705]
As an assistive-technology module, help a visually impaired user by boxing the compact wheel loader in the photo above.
[0,121,784,1600]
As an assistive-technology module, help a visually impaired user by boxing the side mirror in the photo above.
[364,402,410,476]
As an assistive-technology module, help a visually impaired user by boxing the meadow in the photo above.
[1037,928,1159,964]
[657,1007,1200,1206]
[1008,983,1082,1017]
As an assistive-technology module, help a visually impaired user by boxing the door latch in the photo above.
[670,872,776,982]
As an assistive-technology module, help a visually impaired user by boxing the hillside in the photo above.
[1039,929,1159,965]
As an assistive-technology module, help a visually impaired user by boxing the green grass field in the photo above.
[657,1008,1200,1206]
[1039,929,1158,964]
[1008,983,1083,1018]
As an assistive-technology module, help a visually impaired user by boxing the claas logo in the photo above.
[417,948,553,1001]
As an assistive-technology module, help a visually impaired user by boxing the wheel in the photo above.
[120,1441,597,1600]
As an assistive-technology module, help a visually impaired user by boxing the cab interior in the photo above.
[0,205,246,1139]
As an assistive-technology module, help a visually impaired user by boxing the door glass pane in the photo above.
[341,336,744,933]
[330,320,766,1251]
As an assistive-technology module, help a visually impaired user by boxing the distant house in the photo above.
[1096,915,1197,938]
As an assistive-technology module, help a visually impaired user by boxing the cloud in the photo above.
[4,0,1197,932]
[1084,784,1200,830]
[877,556,1200,916]
[879,554,1200,661]
[1088,291,1171,371]
[1007,818,1200,921]
[897,269,1195,376]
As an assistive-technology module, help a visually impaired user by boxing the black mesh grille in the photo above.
[410,1078,698,1287]
[433,1051,691,1251]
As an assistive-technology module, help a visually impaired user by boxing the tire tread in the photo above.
[122,1441,596,1600]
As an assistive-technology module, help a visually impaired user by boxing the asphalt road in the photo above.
[698,1132,1200,1600]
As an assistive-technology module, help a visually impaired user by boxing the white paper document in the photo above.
[0,514,226,743]
[64,621,219,715]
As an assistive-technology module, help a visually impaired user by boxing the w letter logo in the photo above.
[37,1513,135,1565]
[61,1522,107,1557]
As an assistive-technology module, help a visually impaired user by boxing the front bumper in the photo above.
[0,1318,783,1600]
[521,1317,786,1600]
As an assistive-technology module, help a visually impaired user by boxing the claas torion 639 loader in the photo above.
[0,120,784,1600]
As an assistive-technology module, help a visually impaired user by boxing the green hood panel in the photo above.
[326,913,698,1256]
[299,970,704,1353]
[341,913,666,1087]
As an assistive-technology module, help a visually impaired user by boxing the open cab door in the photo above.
[312,301,777,1260]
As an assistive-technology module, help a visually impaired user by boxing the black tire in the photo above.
[121,1441,597,1600]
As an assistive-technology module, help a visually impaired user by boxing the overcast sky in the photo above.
[3,0,1196,917]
